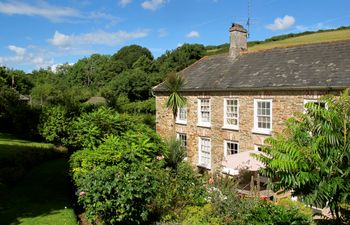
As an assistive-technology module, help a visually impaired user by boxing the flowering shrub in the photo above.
[70,131,165,224]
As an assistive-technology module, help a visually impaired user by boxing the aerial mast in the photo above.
[246,0,251,38]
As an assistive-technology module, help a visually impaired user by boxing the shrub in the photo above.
[241,200,313,225]
[74,163,160,225]
[180,204,222,225]
[276,198,314,220]
[70,132,165,224]
[151,162,208,222]
[65,107,157,150]
[39,105,71,145]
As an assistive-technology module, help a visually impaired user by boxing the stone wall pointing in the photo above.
[155,90,334,171]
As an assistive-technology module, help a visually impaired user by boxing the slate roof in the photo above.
[153,40,350,92]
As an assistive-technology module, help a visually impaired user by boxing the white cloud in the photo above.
[0,45,54,69]
[8,45,26,56]
[88,11,120,24]
[141,0,166,11]
[177,43,183,47]
[0,1,79,22]
[119,0,132,7]
[49,30,149,47]
[0,1,119,24]
[186,31,200,38]
[266,15,295,31]
[51,62,74,73]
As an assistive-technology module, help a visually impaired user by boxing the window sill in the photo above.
[197,164,211,170]
[197,123,211,128]
[252,128,272,136]
[176,120,187,125]
[222,126,239,131]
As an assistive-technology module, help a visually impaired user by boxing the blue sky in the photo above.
[0,0,349,72]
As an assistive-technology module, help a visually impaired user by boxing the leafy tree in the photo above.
[256,89,350,224]
[113,45,153,69]
[157,44,205,73]
[104,69,162,102]
[0,67,33,94]
[68,54,122,90]
[132,55,158,73]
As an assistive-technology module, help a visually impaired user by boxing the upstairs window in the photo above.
[198,137,211,169]
[304,99,326,112]
[224,140,239,159]
[223,98,239,129]
[176,107,187,124]
[198,98,211,127]
[253,99,272,135]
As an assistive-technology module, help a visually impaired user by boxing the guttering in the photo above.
[153,85,348,94]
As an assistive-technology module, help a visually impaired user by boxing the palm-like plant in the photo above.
[164,137,186,169]
[164,72,187,129]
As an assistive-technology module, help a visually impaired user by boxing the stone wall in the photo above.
[155,90,334,171]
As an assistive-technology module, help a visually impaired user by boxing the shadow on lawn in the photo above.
[0,157,77,225]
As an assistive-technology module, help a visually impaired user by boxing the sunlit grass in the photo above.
[248,29,350,52]
[0,134,77,224]
[205,29,350,55]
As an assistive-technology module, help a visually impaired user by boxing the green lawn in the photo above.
[0,133,55,160]
[0,133,78,225]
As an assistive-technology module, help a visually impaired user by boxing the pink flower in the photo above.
[79,191,85,196]
[208,177,214,185]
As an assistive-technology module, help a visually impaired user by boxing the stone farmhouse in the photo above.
[153,23,350,174]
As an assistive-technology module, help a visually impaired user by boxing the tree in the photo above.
[157,44,205,73]
[164,72,186,133]
[256,89,350,224]
[113,45,153,69]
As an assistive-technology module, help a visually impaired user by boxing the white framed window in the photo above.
[197,98,211,127]
[224,140,239,159]
[223,98,239,130]
[176,107,187,124]
[177,133,188,160]
[304,99,327,113]
[176,133,187,149]
[198,137,211,169]
[253,99,272,135]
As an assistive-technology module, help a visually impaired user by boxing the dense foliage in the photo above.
[3,27,345,224]
[70,133,163,224]
[256,89,350,224]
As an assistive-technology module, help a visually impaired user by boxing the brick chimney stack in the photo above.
[229,23,247,58]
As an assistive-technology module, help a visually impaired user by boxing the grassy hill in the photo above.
[205,26,350,55]
[248,29,350,52]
